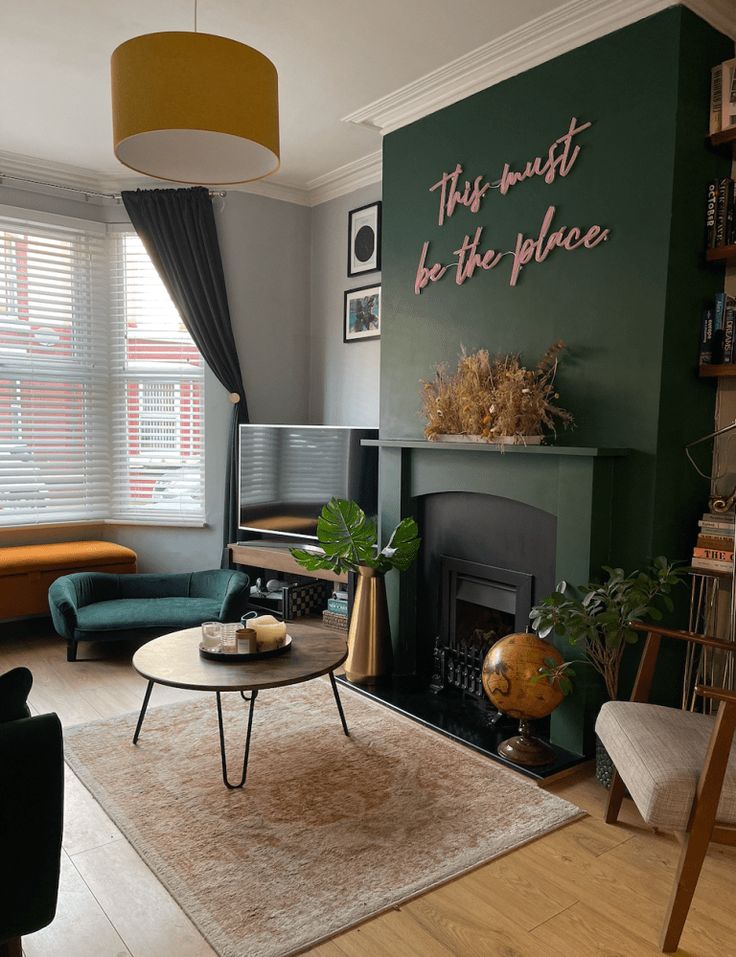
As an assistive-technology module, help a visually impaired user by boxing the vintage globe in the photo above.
[481,631,565,720]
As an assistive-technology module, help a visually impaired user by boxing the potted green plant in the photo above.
[290,498,420,685]
[529,556,686,784]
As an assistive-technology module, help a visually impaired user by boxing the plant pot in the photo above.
[434,434,544,446]
[345,566,393,686]
[595,736,615,789]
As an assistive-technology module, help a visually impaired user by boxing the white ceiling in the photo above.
[1,0,568,189]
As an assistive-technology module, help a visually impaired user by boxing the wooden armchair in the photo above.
[595,623,736,953]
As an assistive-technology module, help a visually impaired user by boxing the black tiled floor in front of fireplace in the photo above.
[336,675,586,781]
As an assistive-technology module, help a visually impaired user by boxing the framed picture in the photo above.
[348,201,381,277]
[344,285,381,342]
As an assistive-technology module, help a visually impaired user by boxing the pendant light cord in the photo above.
[194,0,198,32]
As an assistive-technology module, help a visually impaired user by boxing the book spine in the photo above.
[700,307,714,364]
[322,609,348,623]
[721,58,736,132]
[322,611,348,631]
[712,293,727,364]
[711,63,723,134]
[327,598,349,614]
[691,558,733,572]
[716,179,730,247]
[726,299,736,364]
[322,618,348,632]
[706,181,718,247]
[693,547,734,561]
[727,182,736,247]
[724,308,734,364]
[697,535,734,548]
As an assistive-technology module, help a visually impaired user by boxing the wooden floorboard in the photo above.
[5,625,736,957]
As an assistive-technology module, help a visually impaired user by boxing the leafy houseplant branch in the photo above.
[529,557,685,700]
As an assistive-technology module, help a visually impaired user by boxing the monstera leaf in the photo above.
[316,498,376,564]
[290,497,421,576]
[377,517,421,572]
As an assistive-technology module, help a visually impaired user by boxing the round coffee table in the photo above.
[132,625,349,788]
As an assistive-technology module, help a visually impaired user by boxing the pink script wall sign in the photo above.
[414,117,610,293]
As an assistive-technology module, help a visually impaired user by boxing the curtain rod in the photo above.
[0,171,226,203]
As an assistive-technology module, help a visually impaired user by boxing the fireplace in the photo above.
[337,438,624,774]
[430,557,532,705]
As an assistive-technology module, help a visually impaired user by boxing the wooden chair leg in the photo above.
[0,936,22,957]
[660,698,736,952]
[604,769,627,824]
[660,817,715,951]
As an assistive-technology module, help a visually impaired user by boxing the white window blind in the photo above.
[109,232,205,524]
[0,216,110,526]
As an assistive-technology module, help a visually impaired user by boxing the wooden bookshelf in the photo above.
[699,364,736,378]
[710,127,736,149]
[705,244,736,264]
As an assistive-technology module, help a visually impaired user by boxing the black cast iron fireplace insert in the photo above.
[431,556,533,705]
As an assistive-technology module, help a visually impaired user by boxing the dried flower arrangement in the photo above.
[420,342,573,445]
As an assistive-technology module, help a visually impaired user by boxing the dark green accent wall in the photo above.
[378,8,732,749]
[381,7,730,570]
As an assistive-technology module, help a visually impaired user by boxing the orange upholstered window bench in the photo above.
[0,541,137,621]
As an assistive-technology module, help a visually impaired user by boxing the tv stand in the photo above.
[228,541,348,586]
[237,539,301,550]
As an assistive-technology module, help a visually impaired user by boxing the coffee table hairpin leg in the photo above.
[133,679,154,745]
[133,671,348,789]
[329,671,350,737]
[216,689,258,789]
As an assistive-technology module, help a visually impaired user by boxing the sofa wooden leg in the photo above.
[604,770,627,824]
[0,935,22,957]
[67,640,78,662]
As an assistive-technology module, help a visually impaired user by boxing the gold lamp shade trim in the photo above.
[111,31,280,186]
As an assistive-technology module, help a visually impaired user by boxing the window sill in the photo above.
[104,519,209,529]
[1,519,208,532]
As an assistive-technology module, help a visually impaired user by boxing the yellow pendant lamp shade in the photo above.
[111,31,279,185]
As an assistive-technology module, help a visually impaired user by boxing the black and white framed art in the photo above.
[347,201,381,277]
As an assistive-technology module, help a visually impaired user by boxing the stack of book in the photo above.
[710,58,736,136]
[322,589,349,633]
[691,512,735,574]
[699,293,736,365]
[705,178,736,250]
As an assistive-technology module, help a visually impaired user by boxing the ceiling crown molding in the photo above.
[0,149,313,207]
[306,151,382,207]
[0,148,379,209]
[342,0,736,135]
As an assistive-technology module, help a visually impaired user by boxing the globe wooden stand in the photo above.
[497,716,556,767]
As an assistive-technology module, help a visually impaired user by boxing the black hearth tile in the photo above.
[336,675,584,781]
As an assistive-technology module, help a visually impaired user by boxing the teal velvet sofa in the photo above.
[49,569,250,661]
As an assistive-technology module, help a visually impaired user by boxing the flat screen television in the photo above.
[238,425,379,539]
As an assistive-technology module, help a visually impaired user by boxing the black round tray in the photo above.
[199,634,293,662]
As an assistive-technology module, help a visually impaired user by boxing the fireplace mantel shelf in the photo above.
[363,438,629,458]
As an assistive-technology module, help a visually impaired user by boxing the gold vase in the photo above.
[345,566,393,685]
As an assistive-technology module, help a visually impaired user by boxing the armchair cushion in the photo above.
[596,701,736,830]
[0,666,32,722]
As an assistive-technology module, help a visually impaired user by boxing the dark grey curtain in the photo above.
[121,187,247,562]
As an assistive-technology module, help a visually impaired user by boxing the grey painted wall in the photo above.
[217,191,312,425]
[0,184,312,573]
[309,184,381,426]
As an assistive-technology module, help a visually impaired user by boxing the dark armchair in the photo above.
[0,668,64,956]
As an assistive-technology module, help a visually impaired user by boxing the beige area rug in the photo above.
[64,680,584,957]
